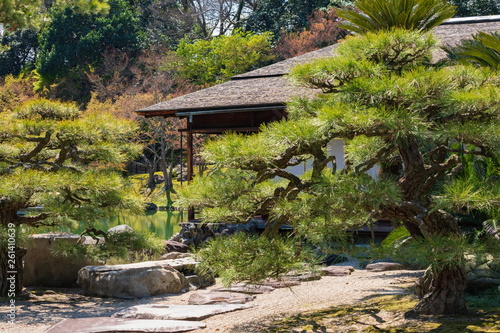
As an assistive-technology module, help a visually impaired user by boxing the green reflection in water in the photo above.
[38,211,184,240]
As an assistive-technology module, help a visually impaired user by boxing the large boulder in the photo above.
[24,233,95,287]
[77,260,194,298]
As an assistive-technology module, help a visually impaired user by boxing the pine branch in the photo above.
[19,131,52,163]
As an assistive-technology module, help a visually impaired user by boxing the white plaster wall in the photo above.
[286,139,379,178]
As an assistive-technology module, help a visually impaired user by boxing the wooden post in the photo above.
[187,120,195,220]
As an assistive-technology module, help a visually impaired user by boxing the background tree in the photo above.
[243,0,331,36]
[133,117,182,206]
[274,7,348,60]
[35,0,146,101]
[169,29,274,86]
[0,98,142,296]
[136,0,204,48]
[448,0,499,17]
[176,28,499,317]
[0,29,38,76]
[0,0,110,30]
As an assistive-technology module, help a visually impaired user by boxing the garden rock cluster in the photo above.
[465,253,500,291]
[169,221,259,247]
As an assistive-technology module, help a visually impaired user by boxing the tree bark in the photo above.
[0,246,26,297]
[412,264,468,315]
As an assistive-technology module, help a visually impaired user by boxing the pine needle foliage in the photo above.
[195,232,317,286]
[0,98,143,228]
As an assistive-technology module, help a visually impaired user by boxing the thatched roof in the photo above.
[137,15,500,117]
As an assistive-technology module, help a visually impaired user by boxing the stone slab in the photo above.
[114,303,253,320]
[212,283,274,294]
[45,317,206,333]
[320,266,355,276]
[189,291,255,305]
[366,262,405,272]
[259,279,300,288]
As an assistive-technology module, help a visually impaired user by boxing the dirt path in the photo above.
[1,267,422,332]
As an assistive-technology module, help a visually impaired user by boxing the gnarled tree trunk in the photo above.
[413,264,468,315]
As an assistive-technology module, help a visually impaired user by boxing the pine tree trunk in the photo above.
[412,264,468,315]
[0,246,26,297]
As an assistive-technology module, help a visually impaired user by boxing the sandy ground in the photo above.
[0,265,423,333]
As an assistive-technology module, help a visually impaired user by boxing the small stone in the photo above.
[185,274,215,290]
[165,240,190,253]
[107,224,134,235]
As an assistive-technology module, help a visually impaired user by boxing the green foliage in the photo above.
[449,0,500,17]
[0,0,110,30]
[176,169,274,223]
[290,29,436,92]
[170,30,274,86]
[52,229,164,264]
[0,98,143,228]
[35,0,145,93]
[337,0,455,34]
[0,29,38,76]
[196,232,318,286]
[380,225,411,248]
[445,31,500,70]
[243,0,331,36]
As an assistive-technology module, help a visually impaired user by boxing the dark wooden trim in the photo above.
[179,127,261,134]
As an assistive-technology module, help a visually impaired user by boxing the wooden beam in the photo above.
[186,124,195,220]
[179,127,260,134]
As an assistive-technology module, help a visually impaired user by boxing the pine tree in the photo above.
[0,98,142,296]
[177,29,499,315]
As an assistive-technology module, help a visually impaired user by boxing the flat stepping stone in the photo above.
[259,279,300,288]
[189,291,255,305]
[366,262,405,272]
[114,303,253,320]
[45,317,206,333]
[320,266,355,276]
[212,283,274,294]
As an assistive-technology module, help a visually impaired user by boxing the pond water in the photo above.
[37,210,184,240]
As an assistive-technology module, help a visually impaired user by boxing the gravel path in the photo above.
[1,266,423,333]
